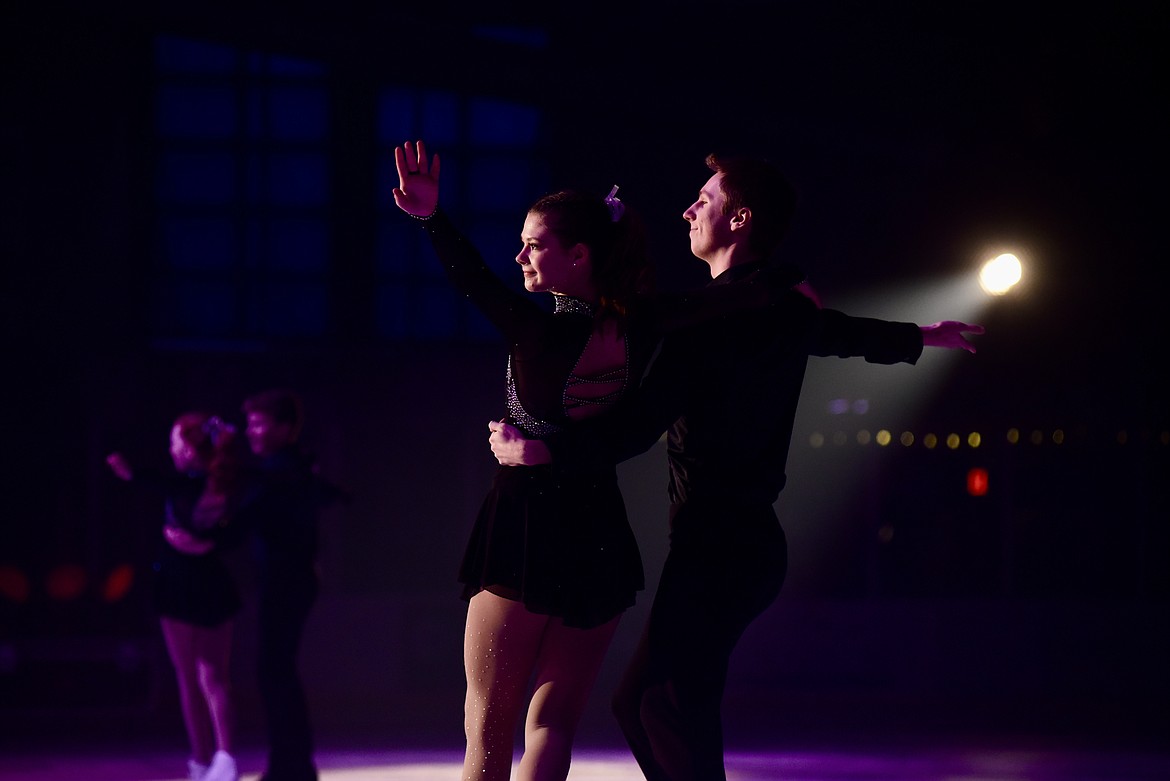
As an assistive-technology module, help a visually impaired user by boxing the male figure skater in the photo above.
[239,388,346,781]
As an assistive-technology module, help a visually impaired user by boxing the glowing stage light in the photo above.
[979,253,1022,295]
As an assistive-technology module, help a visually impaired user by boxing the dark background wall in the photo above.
[2,0,1167,750]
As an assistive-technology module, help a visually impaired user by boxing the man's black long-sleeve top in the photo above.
[545,260,924,506]
[228,446,348,586]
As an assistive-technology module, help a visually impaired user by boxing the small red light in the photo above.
[967,467,989,497]
[0,565,31,603]
[103,564,135,603]
[46,564,87,601]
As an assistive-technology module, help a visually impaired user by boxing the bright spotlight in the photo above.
[979,253,1022,295]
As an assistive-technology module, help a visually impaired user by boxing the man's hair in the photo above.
[705,153,798,259]
[242,388,304,439]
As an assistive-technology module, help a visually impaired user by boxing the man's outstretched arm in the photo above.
[491,311,984,467]
[812,308,983,364]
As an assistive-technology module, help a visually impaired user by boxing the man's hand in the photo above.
[920,321,985,353]
[488,418,552,466]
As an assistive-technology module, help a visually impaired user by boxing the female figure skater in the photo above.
[392,140,784,781]
[107,411,244,781]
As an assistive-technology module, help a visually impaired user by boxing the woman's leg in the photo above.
[191,619,235,754]
[161,617,216,764]
[462,590,549,781]
[518,614,620,781]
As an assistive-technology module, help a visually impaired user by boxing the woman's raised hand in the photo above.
[392,139,440,218]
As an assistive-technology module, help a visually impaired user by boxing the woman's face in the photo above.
[169,424,204,472]
[515,213,590,297]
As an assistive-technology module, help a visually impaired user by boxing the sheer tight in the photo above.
[160,616,235,764]
[462,589,620,781]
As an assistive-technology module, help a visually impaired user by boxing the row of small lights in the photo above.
[808,428,1170,449]
[0,564,133,605]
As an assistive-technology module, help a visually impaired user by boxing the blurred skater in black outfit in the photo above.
[237,388,347,781]
[107,411,245,781]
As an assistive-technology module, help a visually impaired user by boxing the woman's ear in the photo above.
[571,242,590,269]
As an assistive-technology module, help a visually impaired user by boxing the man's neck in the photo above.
[703,246,760,279]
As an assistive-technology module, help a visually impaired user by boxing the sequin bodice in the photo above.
[504,295,631,438]
[506,355,564,438]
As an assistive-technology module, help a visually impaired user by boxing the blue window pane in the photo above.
[159,152,237,205]
[470,25,550,49]
[268,87,328,141]
[413,285,459,339]
[464,304,500,342]
[269,55,324,76]
[420,93,459,147]
[263,153,328,206]
[469,98,540,146]
[377,89,416,144]
[156,86,238,139]
[376,284,409,339]
[162,218,237,271]
[155,36,237,74]
[246,88,265,140]
[469,157,536,213]
[156,280,237,336]
[377,219,426,276]
[469,220,524,281]
[269,218,328,272]
[261,282,327,336]
[244,219,264,271]
[378,284,459,340]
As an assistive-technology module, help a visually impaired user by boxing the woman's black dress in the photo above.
[420,209,776,629]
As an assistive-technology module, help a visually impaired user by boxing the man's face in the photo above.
[682,172,736,261]
[246,411,294,457]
